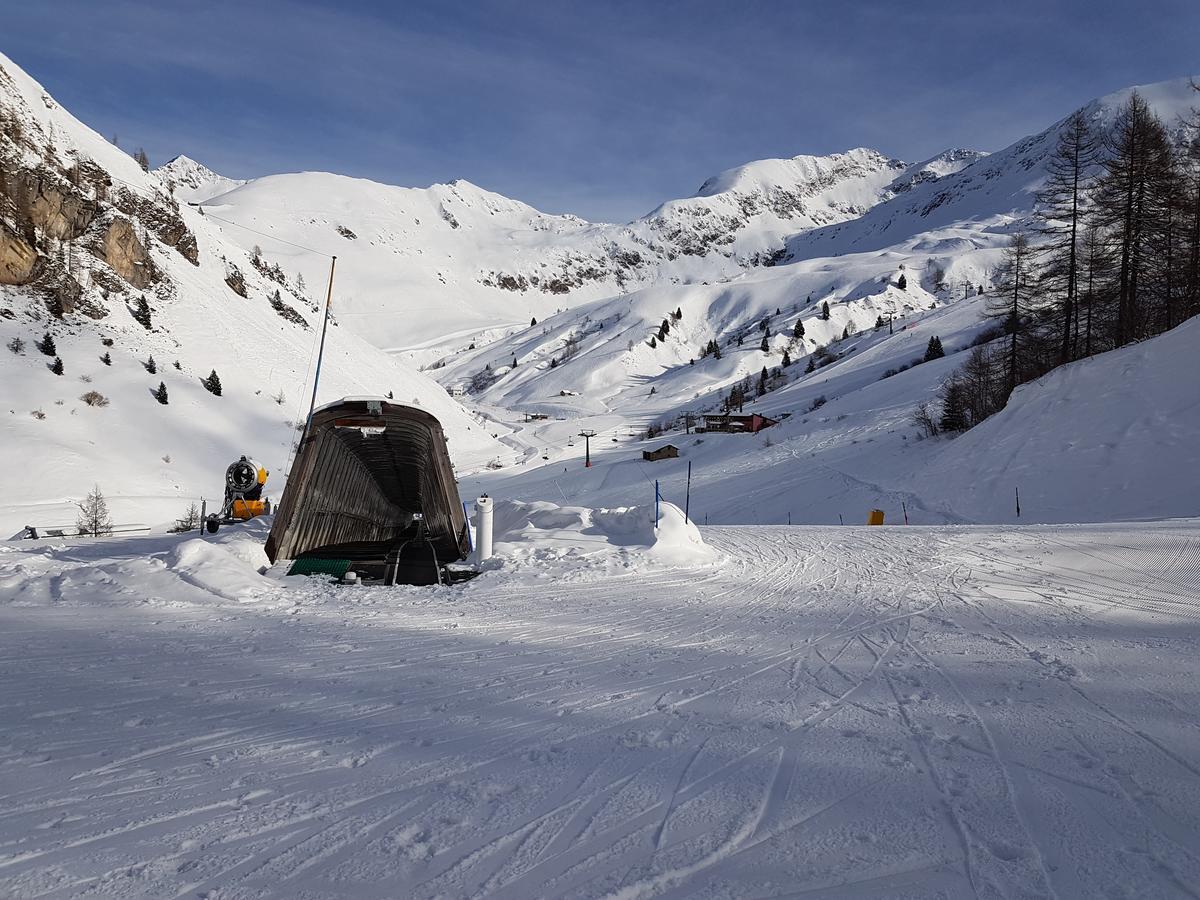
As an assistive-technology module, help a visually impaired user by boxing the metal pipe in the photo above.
[475,495,494,564]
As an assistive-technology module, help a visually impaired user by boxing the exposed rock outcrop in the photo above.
[100,217,155,288]
[0,217,37,284]
[1,167,98,241]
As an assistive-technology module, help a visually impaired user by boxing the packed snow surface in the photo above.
[3,517,1200,898]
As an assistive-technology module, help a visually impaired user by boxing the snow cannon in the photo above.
[205,456,270,533]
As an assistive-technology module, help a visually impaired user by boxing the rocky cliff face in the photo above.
[0,66,197,313]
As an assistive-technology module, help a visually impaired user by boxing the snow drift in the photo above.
[487,499,717,575]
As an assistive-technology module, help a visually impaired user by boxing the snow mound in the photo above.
[166,534,271,602]
[488,499,717,576]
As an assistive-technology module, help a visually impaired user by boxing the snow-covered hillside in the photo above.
[455,284,1200,528]
[0,52,507,536]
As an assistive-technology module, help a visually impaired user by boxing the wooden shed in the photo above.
[642,444,680,462]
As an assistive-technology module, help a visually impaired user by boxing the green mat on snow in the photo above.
[287,558,352,578]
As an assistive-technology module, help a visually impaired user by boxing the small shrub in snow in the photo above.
[100,352,112,366]
[7,337,24,355]
[79,374,92,383]
[30,409,45,419]
[809,395,827,412]
[101,337,114,347]
[171,502,200,533]
[273,389,286,405]
[912,402,939,438]
[80,391,109,407]
[49,356,64,375]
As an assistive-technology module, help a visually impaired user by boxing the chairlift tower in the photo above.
[578,430,597,468]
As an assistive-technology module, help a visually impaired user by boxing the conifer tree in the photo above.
[804,356,815,374]
[132,295,152,330]
[49,356,64,375]
[1037,109,1100,363]
[782,348,792,367]
[531,317,537,326]
[202,369,223,396]
[898,274,907,290]
[820,301,830,320]
[757,366,768,396]
[36,332,56,356]
[923,336,945,361]
[1091,92,1175,345]
[153,381,169,404]
[76,484,113,536]
[100,352,111,366]
[145,355,156,374]
[988,232,1036,393]
[793,319,805,339]
[760,333,769,353]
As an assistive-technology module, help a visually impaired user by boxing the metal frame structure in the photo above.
[265,398,468,581]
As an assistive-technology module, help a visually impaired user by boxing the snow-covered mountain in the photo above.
[0,52,507,536]
[154,154,247,203]
[187,147,989,353]
[3,45,1197,533]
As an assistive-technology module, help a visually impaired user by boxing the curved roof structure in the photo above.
[265,399,468,576]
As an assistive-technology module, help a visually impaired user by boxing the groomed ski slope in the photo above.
[3,519,1200,897]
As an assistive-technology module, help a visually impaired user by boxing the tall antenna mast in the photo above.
[301,255,337,445]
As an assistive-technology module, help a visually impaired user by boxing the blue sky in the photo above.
[4,0,1197,222]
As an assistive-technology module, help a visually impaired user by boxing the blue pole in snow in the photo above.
[462,501,473,551]
[655,480,660,529]
[684,461,692,524]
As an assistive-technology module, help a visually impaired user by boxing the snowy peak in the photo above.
[694,148,902,199]
[154,154,246,202]
[888,148,988,193]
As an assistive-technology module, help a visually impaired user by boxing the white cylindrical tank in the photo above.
[475,494,494,564]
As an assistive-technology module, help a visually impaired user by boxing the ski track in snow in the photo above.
[1,522,1200,898]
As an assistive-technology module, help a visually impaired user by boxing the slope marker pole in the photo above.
[684,461,692,524]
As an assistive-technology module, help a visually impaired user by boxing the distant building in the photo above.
[701,413,778,434]
[642,444,680,462]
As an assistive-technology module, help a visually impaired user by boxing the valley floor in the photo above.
[2,521,1200,898]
